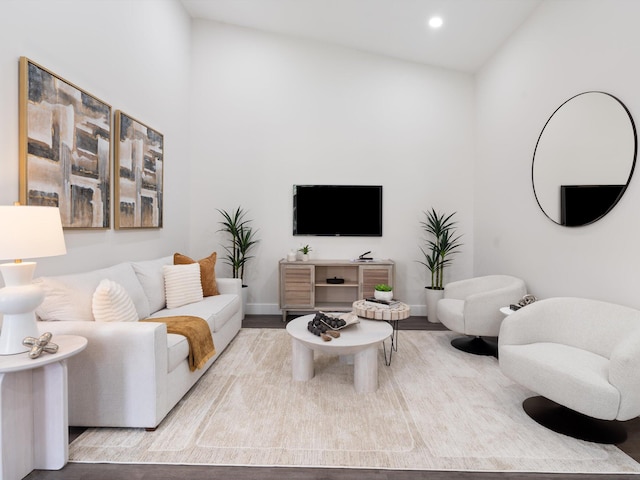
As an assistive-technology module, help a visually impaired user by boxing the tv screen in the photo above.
[560,184,625,226]
[293,185,382,236]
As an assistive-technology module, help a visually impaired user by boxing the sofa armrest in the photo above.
[37,320,169,428]
[216,277,242,296]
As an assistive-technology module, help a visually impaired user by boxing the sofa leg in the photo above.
[450,336,498,357]
[145,427,157,432]
[522,396,627,444]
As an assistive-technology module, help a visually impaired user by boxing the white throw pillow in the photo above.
[163,263,204,309]
[131,255,173,313]
[92,279,139,322]
[35,262,151,321]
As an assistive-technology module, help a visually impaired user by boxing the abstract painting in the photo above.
[19,57,111,229]
[114,111,163,229]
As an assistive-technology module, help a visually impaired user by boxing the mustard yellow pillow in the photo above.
[174,252,219,296]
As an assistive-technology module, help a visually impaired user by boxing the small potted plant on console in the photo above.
[374,283,394,302]
[298,244,312,261]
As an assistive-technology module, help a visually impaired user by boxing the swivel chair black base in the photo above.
[523,396,627,444]
[450,336,498,358]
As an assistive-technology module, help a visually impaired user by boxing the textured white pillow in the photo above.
[163,263,203,309]
[92,279,139,322]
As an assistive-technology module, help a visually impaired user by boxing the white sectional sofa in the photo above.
[33,255,242,429]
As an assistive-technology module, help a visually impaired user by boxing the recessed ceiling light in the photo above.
[428,16,443,29]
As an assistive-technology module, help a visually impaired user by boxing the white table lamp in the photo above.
[0,205,66,355]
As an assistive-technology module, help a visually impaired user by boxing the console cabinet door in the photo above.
[280,264,315,308]
[359,265,394,299]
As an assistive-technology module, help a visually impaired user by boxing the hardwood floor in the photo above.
[244,313,449,330]
[25,463,640,480]
[24,315,640,480]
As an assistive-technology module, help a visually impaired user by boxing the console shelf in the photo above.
[279,259,394,322]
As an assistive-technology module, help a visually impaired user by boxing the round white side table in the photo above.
[0,335,87,480]
[500,306,516,316]
[352,299,410,365]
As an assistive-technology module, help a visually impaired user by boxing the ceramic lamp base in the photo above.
[0,262,44,355]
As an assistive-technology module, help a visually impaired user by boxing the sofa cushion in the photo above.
[163,264,203,309]
[35,262,150,321]
[92,279,139,322]
[149,294,240,333]
[174,252,219,297]
[131,256,173,314]
[167,333,190,373]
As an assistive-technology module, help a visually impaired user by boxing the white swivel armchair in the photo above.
[499,297,640,443]
[437,275,526,356]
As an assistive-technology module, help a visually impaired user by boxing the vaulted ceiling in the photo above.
[180,0,542,72]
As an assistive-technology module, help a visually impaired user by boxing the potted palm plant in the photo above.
[418,208,462,323]
[218,207,259,317]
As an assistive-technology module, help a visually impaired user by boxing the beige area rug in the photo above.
[70,329,640,473]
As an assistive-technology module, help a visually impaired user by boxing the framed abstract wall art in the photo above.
[19,57,112,229]
[114,111,164,229]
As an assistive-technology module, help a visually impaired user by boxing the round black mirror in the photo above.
[532,91,637,226]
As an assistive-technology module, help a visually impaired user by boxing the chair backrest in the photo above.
[476,274,522,289]
[509,297,640,358]
[444,275,525,301]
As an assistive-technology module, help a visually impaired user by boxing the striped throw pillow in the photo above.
[92,279,139,322]
[163,263,204,309]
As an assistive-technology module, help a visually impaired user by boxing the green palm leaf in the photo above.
[418,208,463,289]
[218,207,259,284]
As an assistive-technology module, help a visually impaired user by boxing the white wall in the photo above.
[0,0,192,278]
[188,21,476,314]
[475,0,640,308]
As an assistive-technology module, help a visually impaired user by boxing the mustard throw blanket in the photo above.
[141,316,216,371]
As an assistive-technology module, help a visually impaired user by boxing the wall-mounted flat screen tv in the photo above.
[560,184,625,226]
[293,185,382,236]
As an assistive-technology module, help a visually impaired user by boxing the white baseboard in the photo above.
[245,303,282,316]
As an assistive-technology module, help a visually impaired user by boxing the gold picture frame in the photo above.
[19,57,112,229]
[114,111,164,229]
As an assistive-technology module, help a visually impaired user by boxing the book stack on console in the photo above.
[364,297,401,309]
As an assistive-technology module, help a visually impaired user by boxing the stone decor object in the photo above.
[23,332,59,359]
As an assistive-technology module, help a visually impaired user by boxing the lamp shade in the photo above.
[0,206,66,262]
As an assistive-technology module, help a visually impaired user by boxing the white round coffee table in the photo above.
[286,314,392,393]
